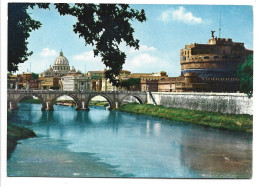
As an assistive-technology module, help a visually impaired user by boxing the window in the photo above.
[182,57,186,60]
[213,56,219,59]
[204,56,210,59]
[223,56,228,58]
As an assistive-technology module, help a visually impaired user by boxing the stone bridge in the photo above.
[7,90,147,111]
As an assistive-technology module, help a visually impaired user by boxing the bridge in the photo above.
[7,90,147,111]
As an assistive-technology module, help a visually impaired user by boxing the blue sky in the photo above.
[17,4,253,77]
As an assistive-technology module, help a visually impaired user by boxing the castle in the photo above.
[141,31,253,92]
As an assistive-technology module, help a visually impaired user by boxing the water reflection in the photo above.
[180,128,252,178]
[8,103,252,178]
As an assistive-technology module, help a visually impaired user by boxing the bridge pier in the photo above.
[45,102,54,111]
[75,106,81,110]
[81,102,89,110]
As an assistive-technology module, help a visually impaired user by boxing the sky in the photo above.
[15,4,253,77]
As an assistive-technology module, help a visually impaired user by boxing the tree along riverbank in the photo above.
[118,103,253,133]
[7,123,36,159]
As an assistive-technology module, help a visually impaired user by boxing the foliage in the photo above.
[8,3,49,72]
[121,78,141,90]
[89,101,109,107]
[237,54,253,97]
[8,3,146,86]
[32,72,39,80]
[119,103,253,133]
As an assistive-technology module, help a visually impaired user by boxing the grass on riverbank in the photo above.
[89,101,109,107]
[7,123,36,159]
[118,103,253,133]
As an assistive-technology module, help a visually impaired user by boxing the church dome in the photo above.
[54,50,69,65]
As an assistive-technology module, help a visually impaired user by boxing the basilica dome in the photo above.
[54,51,69,65]
[40,50,81,78]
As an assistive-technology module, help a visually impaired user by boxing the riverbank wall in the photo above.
[147,92,253,115]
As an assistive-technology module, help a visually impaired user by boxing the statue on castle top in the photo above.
[211,30,215,38]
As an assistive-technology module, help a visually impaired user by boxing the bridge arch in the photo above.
[13,94,45,110]
[50,94,82,110]
[86,94,115,110]
[120,94,145,106]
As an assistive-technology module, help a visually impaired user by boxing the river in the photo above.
[7,103,252,178]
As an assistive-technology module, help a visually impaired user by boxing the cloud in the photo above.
[73,50,105,71]
[160,6,202,24]
[130,45,157,53]
[124,52,175,74]
[129,53,158,66]
[40,48,57,57]
[73,51,101,62]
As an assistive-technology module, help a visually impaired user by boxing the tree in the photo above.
[237,54,253,97]
[32,72,39,80]
[121,78,141,90]
[8,3,146,86]
[8,3,49,72]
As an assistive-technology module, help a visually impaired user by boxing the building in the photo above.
[158,77,177,92]
[7,74,22,89]
[38,77,60,90]
[130,71,168,79]
[62,74,91,91]
[180,31,252,79]
[8,72,39,90]
[101,70,131,91]
[86,71,104,91]
[136,72,168,92]
[29,79,41,89]
[22,71,32,82]
[40,50,81,77]
[176,31,253,92]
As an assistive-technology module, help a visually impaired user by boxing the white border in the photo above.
[1,0,260,187]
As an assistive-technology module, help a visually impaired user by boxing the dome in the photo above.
[54,50,69,65]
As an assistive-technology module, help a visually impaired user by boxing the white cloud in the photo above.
[130,45,157,53]
[160,6,202,24]
[73,50,105,72]
[129,53,158,66]
[160,10,171,22]
[124,52,174,73]
[40,48,57,57]
[73,51,101,62]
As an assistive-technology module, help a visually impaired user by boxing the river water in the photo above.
[7,103,252,178]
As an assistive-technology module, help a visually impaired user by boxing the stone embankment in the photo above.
[147,92,253,115]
